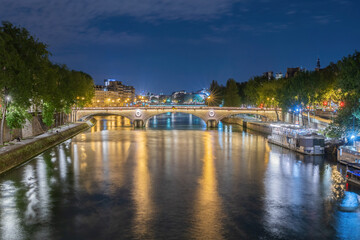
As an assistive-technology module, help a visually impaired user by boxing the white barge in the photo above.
[267,124,325,155]
[337,141,360,166]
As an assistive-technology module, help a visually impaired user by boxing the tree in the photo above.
[244,75,269,106]
[0,22,94,144]
[42,102,56,128]
[326,51,360,138]
[236,81,248,106]
[224,79,240,107]
[6,104,31,130]
[0,21,49,145]
[257,79,282,120]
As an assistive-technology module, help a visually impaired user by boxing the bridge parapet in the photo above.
[73,107,281,128]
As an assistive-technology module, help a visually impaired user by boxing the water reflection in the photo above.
[132,131,155,239]
[191,132,224,239]
[0,114,359,239]
[0,181,24,240]
[148,112,207,130]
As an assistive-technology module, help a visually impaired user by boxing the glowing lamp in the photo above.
[323,101,328,106]
[340,101,345,107]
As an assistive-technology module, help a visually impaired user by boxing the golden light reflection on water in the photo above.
[132,131,155,239]
[191,132,224,239]
[76,116,133,194]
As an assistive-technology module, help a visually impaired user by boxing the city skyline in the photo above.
[1,0,359,94]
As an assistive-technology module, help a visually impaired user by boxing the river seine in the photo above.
[0,113,359,239]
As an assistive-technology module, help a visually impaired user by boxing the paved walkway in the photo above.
[0,123,81,155]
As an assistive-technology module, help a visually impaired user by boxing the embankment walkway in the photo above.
[0,122,92,175]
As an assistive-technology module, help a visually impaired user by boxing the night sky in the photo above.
[1,0,359,94]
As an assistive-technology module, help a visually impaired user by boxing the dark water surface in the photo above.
[0,113,359,240]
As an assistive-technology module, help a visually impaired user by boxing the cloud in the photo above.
[313,15,331,25]
[286,10,296,15]
[0,0,240,46]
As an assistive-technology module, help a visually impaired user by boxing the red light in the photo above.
[307,106,310,109]
[323,101,328,106]
[339,101,345,107]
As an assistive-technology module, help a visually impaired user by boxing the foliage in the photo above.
[256,79,281,108]
[325,51,360,138]
[42,102,55,127]
[0,21,94,144]
[6,105,31,130]
[224,79,240,107]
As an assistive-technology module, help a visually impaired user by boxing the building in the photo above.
[104,79,124,93]
[90,79,135,107]
[275,72,283,79]
[95,85,104,91]
[285,67,301,78]
[315,58,321,71]
[92,89,121,107]
[263,71,274,80]
[123,85,135,102]
[171,90,187,104]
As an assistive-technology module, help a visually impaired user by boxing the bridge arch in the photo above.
[78,112,134,123]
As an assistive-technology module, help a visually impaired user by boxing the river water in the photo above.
[0,113,359,240]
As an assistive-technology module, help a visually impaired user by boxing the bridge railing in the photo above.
[76,106,279,111]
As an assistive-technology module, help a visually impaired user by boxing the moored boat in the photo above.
[267,124,325,155]
[346,168,360,186]
[337,140,360,165]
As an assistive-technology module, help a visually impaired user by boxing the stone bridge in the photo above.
[73,107,281,127]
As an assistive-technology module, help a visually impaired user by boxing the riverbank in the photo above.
[0,121,94,175]
[221,117,272,134]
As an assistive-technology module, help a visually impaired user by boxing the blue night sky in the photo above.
[1,0,359,94]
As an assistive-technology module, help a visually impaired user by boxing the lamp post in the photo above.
[207,96,211,106]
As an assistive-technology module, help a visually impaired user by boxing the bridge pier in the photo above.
[133,119,144,128]
[207,120,218,128]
